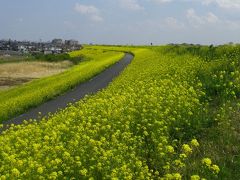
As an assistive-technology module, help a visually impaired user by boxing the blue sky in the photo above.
[0,0,240,45]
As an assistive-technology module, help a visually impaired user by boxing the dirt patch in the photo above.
[0,60,73,90]
[0,61,73,78]
[0,77,35,87]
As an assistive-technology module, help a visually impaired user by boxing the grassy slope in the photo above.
[0,48,124,122]
[167,45,240,179]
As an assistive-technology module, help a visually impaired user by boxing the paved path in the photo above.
[2,53,133,128]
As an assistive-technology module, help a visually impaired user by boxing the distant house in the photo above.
[18,45,28,53]
[44,49,52,55]
[0,50,23,56]
[50,47,62,54]
[65,40,78,46]
[0,38,82,55]
[52,39,63,46]
[64,40,82,52]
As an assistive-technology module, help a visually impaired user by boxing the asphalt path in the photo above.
[2,53,133,128]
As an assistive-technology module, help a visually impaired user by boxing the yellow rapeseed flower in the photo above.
[201,158,212,167]
[173,173,182,180]
[166,145,175,153]
[0,175,6,180]
[190,139,199,147]
[190,175,200,180]
[182,144,192,154]
[12,168,20,177]
[211,164,220,174]
[80,169,88,176]
[37,167,44,174]
[180,153,187,159]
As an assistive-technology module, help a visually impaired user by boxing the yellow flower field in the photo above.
[1,45,240,179]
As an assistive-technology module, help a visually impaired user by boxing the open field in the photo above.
[0,52,85,90]
[0,45,240,179]
[0,61,73,90]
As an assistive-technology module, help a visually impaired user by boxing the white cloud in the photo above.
[74,4,99,14]
[90,15,104,22]
[224,19,240,29]
[164,17,185,29]
[119,0,144,10]
[151,0,173,4]
[186,8,240,30]
[74,3,103,22]
[186,8,205,26]
[206,12,219,23]
[18,18,23,23]
[186,8,219,27]
[63,21,76,29]
[202,0,240,9]
[149,0,240,9]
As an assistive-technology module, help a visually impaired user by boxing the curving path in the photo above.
[2,53,133,128]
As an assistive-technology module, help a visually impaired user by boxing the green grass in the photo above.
[0,48,124,122]
[32,53,84,64]
[167,45,240,179]
[0,52,83,65]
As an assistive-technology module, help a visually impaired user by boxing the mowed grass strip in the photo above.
[0,48,124,122]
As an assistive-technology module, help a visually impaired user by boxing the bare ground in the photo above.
[0,61,73,90]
